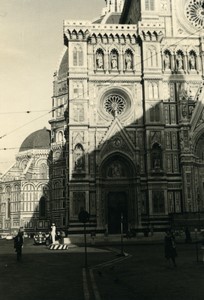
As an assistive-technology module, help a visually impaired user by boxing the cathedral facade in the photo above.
[1,0,204,235]
[49,0,204,233]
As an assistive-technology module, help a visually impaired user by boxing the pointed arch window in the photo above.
[145,0,155,10]
[39,163,47,179]
[73,46,83,66]
[73,47,78,66]
[5,187,11,218]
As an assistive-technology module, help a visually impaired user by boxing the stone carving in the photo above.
[96,51,104,69]
[107,161,124,178]
[125,52,132,69]
[111,52,118,70]
[164,52,171,70]
[186,0,204,29]
[189,53,196,70]
[176,53,184,71]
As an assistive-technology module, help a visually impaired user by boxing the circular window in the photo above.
[186,0,204,29]
[103,94,126,117]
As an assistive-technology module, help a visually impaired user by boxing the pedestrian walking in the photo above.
[185,227,192,243]
[14,230,24,261]
[164,230,177,267]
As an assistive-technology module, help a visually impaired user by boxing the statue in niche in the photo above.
[176,54,184,71]
[74,144,84,170]
[96,52,104,69]
[189,54,196,70]
[164,53,171,70]
[125,52,132,69]
[111,52,118,69]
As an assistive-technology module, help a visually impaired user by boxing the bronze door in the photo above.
[108,192,128,234]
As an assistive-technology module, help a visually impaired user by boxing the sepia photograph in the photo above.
[0,0,204,299]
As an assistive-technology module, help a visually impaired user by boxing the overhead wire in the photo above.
[0,25,203,144]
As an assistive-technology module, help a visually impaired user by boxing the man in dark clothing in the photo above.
[14,231,24,261]
[164,230,177,267]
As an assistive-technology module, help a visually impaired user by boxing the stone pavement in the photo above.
[1,233,204,300]
[67,231,202,246]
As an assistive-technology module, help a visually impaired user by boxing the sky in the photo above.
[0,0,104,173]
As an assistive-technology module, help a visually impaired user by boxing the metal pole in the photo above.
[84,222,88,268]
[195,229,199,263]
[121,213,124,256]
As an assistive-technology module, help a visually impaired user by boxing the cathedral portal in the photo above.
[98,154,138,234]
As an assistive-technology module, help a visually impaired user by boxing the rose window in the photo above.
[186,0,204,28]
[104,94,126,116]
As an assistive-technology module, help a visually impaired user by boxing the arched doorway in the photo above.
[100,153,136,234]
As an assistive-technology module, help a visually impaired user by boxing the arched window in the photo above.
[73,47,78,66]
[73,45,83,66]
[57,131,64,143]
[39,163,47,179]
[23,184,34,212]
[13,185,20,212]
[78,47,83,66]
[145,0,155,10]
[147,46,157,67]
[5,186,11,218]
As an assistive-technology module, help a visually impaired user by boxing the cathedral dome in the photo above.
[58,49,68,79]
[19,128,50,152]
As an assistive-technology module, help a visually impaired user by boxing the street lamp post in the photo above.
[78,209,90,269]
[120,213,125,256]
[197,193,201,231]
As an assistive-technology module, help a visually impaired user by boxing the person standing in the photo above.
[14,230,24,261]
[164,230,177,267]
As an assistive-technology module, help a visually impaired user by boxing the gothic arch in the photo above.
[192,127,204,159]
[78,30,84,40]
[109,33,115,43]
[191,125,204,153]
[99,152,136,178]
